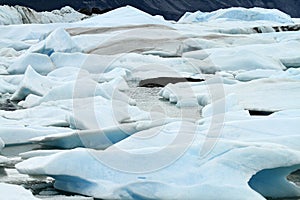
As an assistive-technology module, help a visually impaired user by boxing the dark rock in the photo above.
[139,77,204,88]
[78,7,92,16]
[0,98,21,111]
[248,110,274,116]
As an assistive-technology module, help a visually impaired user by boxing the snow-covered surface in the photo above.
[0,5,299,200]
[0,183,39,200]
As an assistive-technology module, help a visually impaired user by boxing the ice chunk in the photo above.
[66,97,148,130]
[235,69,283,81]
[0,125,72,145]
[51,52,204,78]
[11,65,59,101]
[23,77,132,108]
[20,150,65,159]
[1,102,70,127]
[271,68,300,80]
[0,39,31,51]
[47,67,90,82]
[160,77,300,111]
[202,94,244,118]
[50,52,110,74]
[7,53,55,75]
[30,124,138,149]
[184,48,286,71]
[184,41,300,71]
[29,119,180,149]
[0,155,10,164]
[0,48,22,58]
[0,78,17,94]
[236,68,300,82]
[0,183,38,200]
[28,28,82,56]
[11,66,90,101]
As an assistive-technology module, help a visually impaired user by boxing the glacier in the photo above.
[0,5,86,25]
[0,5,299,200]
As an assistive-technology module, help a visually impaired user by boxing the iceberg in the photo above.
[179,7,294,24]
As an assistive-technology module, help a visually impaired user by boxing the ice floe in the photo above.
[0,183,39,200]
[19,150,65,159]
[0,125,72,145]
[16,102,300,199]
[160,77,300,111]
[184,41,300,71]
[0,5,299,200]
